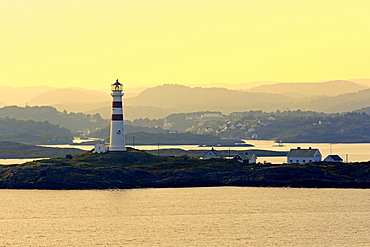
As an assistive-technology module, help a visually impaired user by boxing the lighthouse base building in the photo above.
[94,79,127,153]
[94,143,109,154]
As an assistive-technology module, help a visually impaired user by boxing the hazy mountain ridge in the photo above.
[28,88,110,105]
[123,83,370,116]
[125,84,290,114]
[1,80,370,119]
[196,81,281,90]
[46,82,370,118]
[296,88,370,113]
[349,78,370,87]
[0,85,55,105]
[0,85,139,110]
[246,80,367,97]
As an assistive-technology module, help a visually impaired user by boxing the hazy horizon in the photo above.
[1,1,369,90]
[2,78,370,91]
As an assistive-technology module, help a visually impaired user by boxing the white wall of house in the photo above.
[203,150,223,160]
[287,150,321,164]
[94,143,109,154]
[249,155,257,164]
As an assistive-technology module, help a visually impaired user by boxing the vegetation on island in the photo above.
[0,149,369,189]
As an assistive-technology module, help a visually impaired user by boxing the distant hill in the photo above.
[354,106,370,115]
[0,85,145,109]
[53,101,111,115]
[246,80,367,97]
[125,84,290,114]
[3,80,370,120]
[0,85,54,105]
[196,81,280,90]
[297,89,370,113]
[121,83,370,116]
[0,118,72,144]
[87,105,173,120]
[349,78,370,88]
[81,83,370,119]
[0,106,108,132]
[28,88,110,106]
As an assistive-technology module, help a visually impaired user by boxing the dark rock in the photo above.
[0,150,369,189]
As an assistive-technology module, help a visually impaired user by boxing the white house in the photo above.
[233,152,257,164]
[94,143,109,154]
[324,155,343,163]
[202,148,223,160]
[287,147,321,164]
[162,119,173,130]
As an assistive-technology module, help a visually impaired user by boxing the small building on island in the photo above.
[233,152,256,164]
[202,148,223,160]
[287,147,322,164]
[94,143,109,154]
[324,155,343,163]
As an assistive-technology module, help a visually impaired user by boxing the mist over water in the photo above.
[0,187,368,246]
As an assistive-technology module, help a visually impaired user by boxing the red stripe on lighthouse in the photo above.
[112,102,122,108]
[112,114,123,121]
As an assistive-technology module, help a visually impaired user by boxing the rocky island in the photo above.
[0,148,369,189]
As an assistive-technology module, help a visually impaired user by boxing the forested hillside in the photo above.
[0,106,108,132]
[95,110,370,143]
[0,118,73,144]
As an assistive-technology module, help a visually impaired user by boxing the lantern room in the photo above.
[111,79,123,91]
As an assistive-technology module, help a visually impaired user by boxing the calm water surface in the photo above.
[0,187,369,246]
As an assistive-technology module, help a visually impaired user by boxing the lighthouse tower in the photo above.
[109,79,127,151]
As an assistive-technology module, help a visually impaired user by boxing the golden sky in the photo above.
[1,0,369,89]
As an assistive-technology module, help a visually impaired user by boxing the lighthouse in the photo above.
[109,79,127,151]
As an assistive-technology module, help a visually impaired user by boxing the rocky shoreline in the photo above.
[0,149,369,189]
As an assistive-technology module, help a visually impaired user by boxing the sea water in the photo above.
[0,187,368,246]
